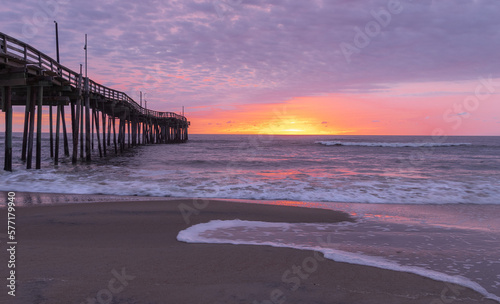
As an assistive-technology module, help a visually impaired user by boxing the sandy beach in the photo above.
[0,195,498,304]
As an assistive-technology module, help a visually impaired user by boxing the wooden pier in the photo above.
[0,32,189,171]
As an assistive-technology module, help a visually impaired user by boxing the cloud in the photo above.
[2,0,500,135]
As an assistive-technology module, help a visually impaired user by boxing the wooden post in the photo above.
[135,120,139,146]
[140,121,143,145]
[91,103,95,150]
[153,121,157,144]
[112,116,117,154]
[36,85,43,169]
[80,95,84,159]
[127,116,131,148]
[135,119,139,146]
[149,120,153,143]
[142,121,146,144]
[155,121,158,144]
[54,104,61,165]
[72,90,82,164]
[3,86,12,171]
[131,118,136,146]
[49,102,54,157]
[94,110,102,157]
[61,105,69,156]
[107,116,111,146]
[70,99,76,162]
[85,78,91,162]
[21,86,31,161]
[138,122,141,145]
[102,109,106,157]
[150,121,153,144]
[117,117,121,149]
[119,117,124,153]
[27,87,36,169]
[120,118,125,153]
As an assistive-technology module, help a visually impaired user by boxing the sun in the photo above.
[282,128,305,134]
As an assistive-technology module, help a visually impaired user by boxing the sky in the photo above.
[1,0,500,135]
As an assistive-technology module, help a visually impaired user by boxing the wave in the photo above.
[3,167,500,206]
[177,220,500,302]
[315,141,472,148]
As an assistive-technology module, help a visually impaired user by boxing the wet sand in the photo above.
[0,195,498,304]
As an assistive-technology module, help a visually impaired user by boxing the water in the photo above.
[0,134,499,205]
[178,210,500,302]
[1,133,500,301]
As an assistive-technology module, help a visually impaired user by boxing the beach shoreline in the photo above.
[0,192,498,303]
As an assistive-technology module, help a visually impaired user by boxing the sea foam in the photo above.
[177,220,500,302]
[315,141,473,147]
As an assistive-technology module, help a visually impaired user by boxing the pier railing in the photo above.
[0,32,187,122]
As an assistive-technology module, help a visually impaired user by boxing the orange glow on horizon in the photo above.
[186,83,500,136]
[2,80,499,136]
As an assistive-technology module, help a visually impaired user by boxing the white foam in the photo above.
[177,220,500,302]
[315,141,473,148]
[3,167,500,205]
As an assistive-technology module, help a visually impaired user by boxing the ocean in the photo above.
[1,134,499,205]
[1,133,500,301]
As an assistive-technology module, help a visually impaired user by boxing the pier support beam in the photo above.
[3,86,12,171]
[36,85,43,169]
[107,116,111,146]
[61,105,69,156]
[94,109,102,158]
[49,102,53,158]
[84,79,91,162]
[72,94,82,164]
[55,104,61,165]
[27,87,36,169]
[79,94,84,160]
[21,87,31,161]
[112,116,117,154]
[102,109,106,157]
